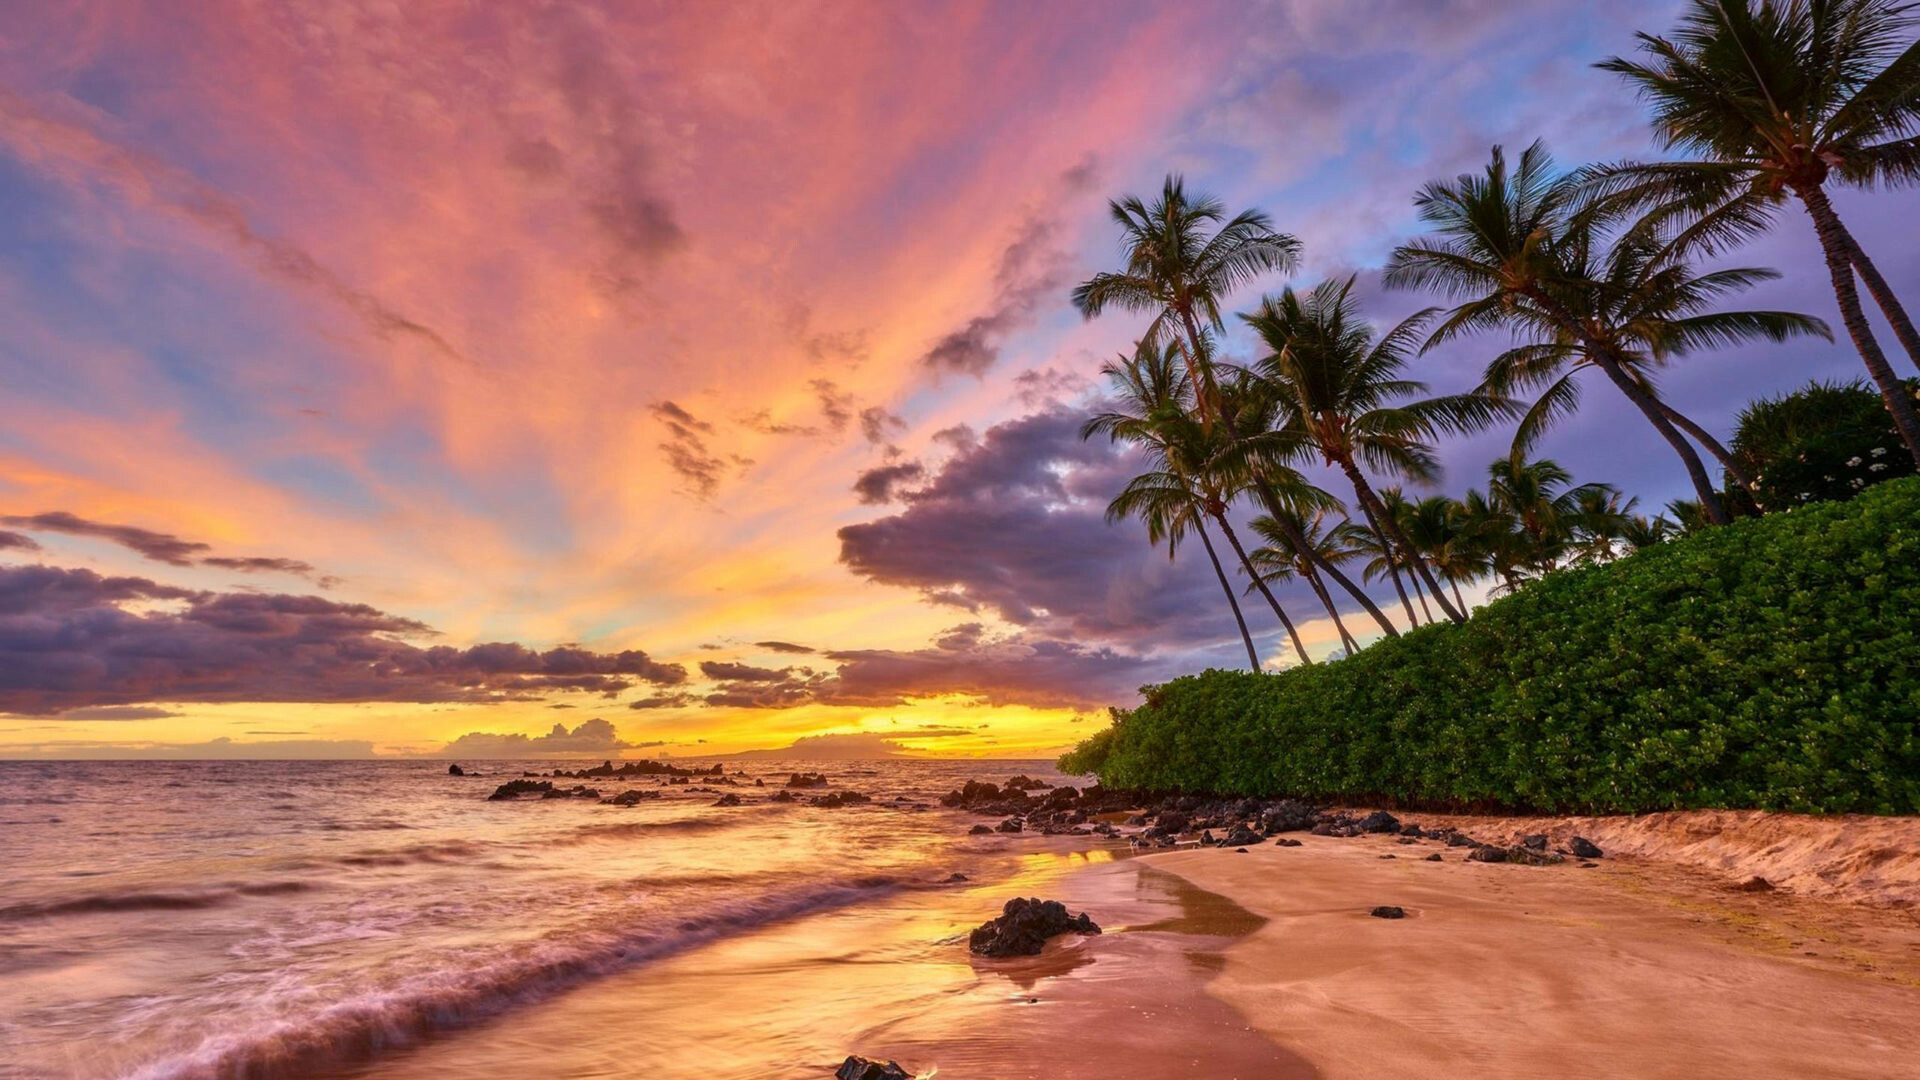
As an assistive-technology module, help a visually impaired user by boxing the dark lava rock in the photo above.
[1733,875,1775,893]
[447,763,465,776]
[487,779,552,800]
[540,785,600,800]
[967,897,1101,957]
[1223,823,1263,848]
[1399,823,1425,837]
[1155,811,1192,835]
[810,791,871,809]
[1003,774,1053,791]
[945,873,969,883]
[1274,837,1303,847]
[996,817,1023,834]
[1466,845,1508,863]
[1425,853,1443,862]
[712,793,742,807]
[787,772,830,789]
[968,824,993,835]
[1397,837,1419,845]
[1260,799,1317,834]
[1369,906,1407,919]
[1578,862,1599,868]
[1358,810,1401,834]
[835,1056,911,1080]
[1506,846,1565,866]
[1379,854,1397,860]
[941,780,1002,808]
[1569,836,1604,859]
[1521,834,1549,851]
[603,789,661,806]
[1447,834,1478,848]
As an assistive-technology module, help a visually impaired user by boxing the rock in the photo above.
[968,824,993,835]
[712,793,742,807]
[1222,823,1263,847]
[967,897,1101,957]
[771,789,796,803]
[945,873,969,883]
[1369,906,1407,919]
[1274,837,1303,847]
[1397,837,1419,845]
[604,789,661,806]
[1733,875,1775,893]
[539,785,600,800]
[1399,823,1425,838]
[1155,811,1192,835]
[1358,810,1401,834]
[787,772,830,788]
[1260,799,1317,834]
[1234,847,1249,853]
[996,817,1023,834]
[1466,845,1508,863]
[1003,775,1052,791]
[1425,853,1443,862]
[1447,834,1478,848]
[447,763,465,776]
[1379,854,1397,859]
[1578,862,1599,868]
[486,779,552,800]
[1521,834,1548,851]
[810,791,872,809]
[835,1056,911,1080]
[1505,846,1565,867]
[1569,836,1604,859]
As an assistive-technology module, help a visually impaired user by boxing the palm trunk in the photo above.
[1357,499,1420,627]
[1658,401,1761,512]
[1252,480,1400,638]
[1303,567,1358,655]
[1341,461,1467,624]
[1798,184,1920,465]
[1844,229,1920,375]
[1407,561,1436,623]
[1588,352,1732,524]
[1177,307,1221,425]
[1212,510,1312,667]
[1195,519,1260,672]
[1449,578,1468,614]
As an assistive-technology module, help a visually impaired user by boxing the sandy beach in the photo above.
[1142,818,1920,1080]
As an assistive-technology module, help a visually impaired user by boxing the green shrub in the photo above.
[1060,476,1920,814]
[1732,378,1918,508]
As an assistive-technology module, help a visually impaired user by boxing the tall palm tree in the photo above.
[1568,486,1644,563]
[1385,142,1820,525]
[1242,277,1513,624]
[1245,509,1362,655]
[1398,492,1476,616]
[1453,489,1533,594]
[1084,341,1314,668]
[1591,0,1920,462]
[1332,515,1425,627]
[1072,176,1301,421]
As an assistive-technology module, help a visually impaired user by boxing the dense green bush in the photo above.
[1061,476,1920,814]
[1732,378,1918,509]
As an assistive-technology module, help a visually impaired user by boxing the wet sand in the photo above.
[1145,831,1920,1080]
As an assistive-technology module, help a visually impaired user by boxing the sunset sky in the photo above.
[3,0,1915,759]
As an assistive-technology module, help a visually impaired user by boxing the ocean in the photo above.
[0,758,1107,1080]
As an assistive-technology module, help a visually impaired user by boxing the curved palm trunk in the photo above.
[1588,352,1732,524]
[1341,461,1467,624]
[1357,500,1420,627]
[1658,401,1761,512]
[1195,519,1260,672]
[1845,231,1920,375]
[1449,578,1468,614]
[1176,306,1222,424]
[1797,184,1920,465]
[1302,566,1358,655]
[1406,561,1436,623]
[1252,479,1400,638]
[1212,511,1312,667]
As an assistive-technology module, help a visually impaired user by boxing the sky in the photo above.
[2,0,1916,759]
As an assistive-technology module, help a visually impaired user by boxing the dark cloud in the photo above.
[436,717,655,758]
[51,705,179,721]
[811,379,855,433]
[858,405,907,445]
[0,736,379,760]
[627,691,693,710]
[919,212,1072,376]
[651,401,733,499]
[1012,365,1090,408]
[740,409,820,437]
[852,461,926,505]
[753,640,815,654]
[698,660,795,682]
[0,531,40,552]
[0,563,685,714]
[2,511,209,565]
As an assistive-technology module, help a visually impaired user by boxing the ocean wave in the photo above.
[541,816,735,846]
[0,881,315,920]
[116,876,903,1080]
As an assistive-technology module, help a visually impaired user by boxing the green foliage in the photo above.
[1059,477,1920,814]
[1734,379,1918,508]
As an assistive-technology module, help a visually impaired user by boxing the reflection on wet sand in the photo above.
[351,846,1313,1080]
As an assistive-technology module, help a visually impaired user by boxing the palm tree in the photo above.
[1591,0,1920,462]
[1398,492,1476,616]
[1084,340,1314,668]
[1073,176,1301,421]
[1241,277,1513,624]
[1484,456,1614,574]
[1568,486,1644,563]
[1332,515,1425,627]
[1245,509,1362,655]
[1386,142,1822,526]
[1620,513,1679,551]
[1453,489,1533,593]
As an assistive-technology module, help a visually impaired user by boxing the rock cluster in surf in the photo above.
[967,896,1102,957]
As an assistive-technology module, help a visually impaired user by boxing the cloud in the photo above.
[918,212,1072,376]
[1012,366,1090,408]
[51,705,180,721]
[3,512,338,586]
[698,660,796,682]
[436,717,655,758]
[2,736,379,760]
[651,400,737,499]
[719,731,917,760]
[859,406,907,445]
[0,531,41,552]
[627,691,694,709]
[753,640,814,654]
[852,461,926,505]
[0,563,684,714]
[811,379,856,433]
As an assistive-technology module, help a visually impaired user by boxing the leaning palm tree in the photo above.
[1398,492,1476,616]
[1591,0,1920,462]
[1073,176,1300,421]
[1620,512,1679,551]
[1453,488,1534,594]
[1242,277,1513,624]
[1484,456,1615,575]
[1084,340,1314,668]
[1386,142,1823,525]
[1568,486,1644,563]
[1246,508,1363,655]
